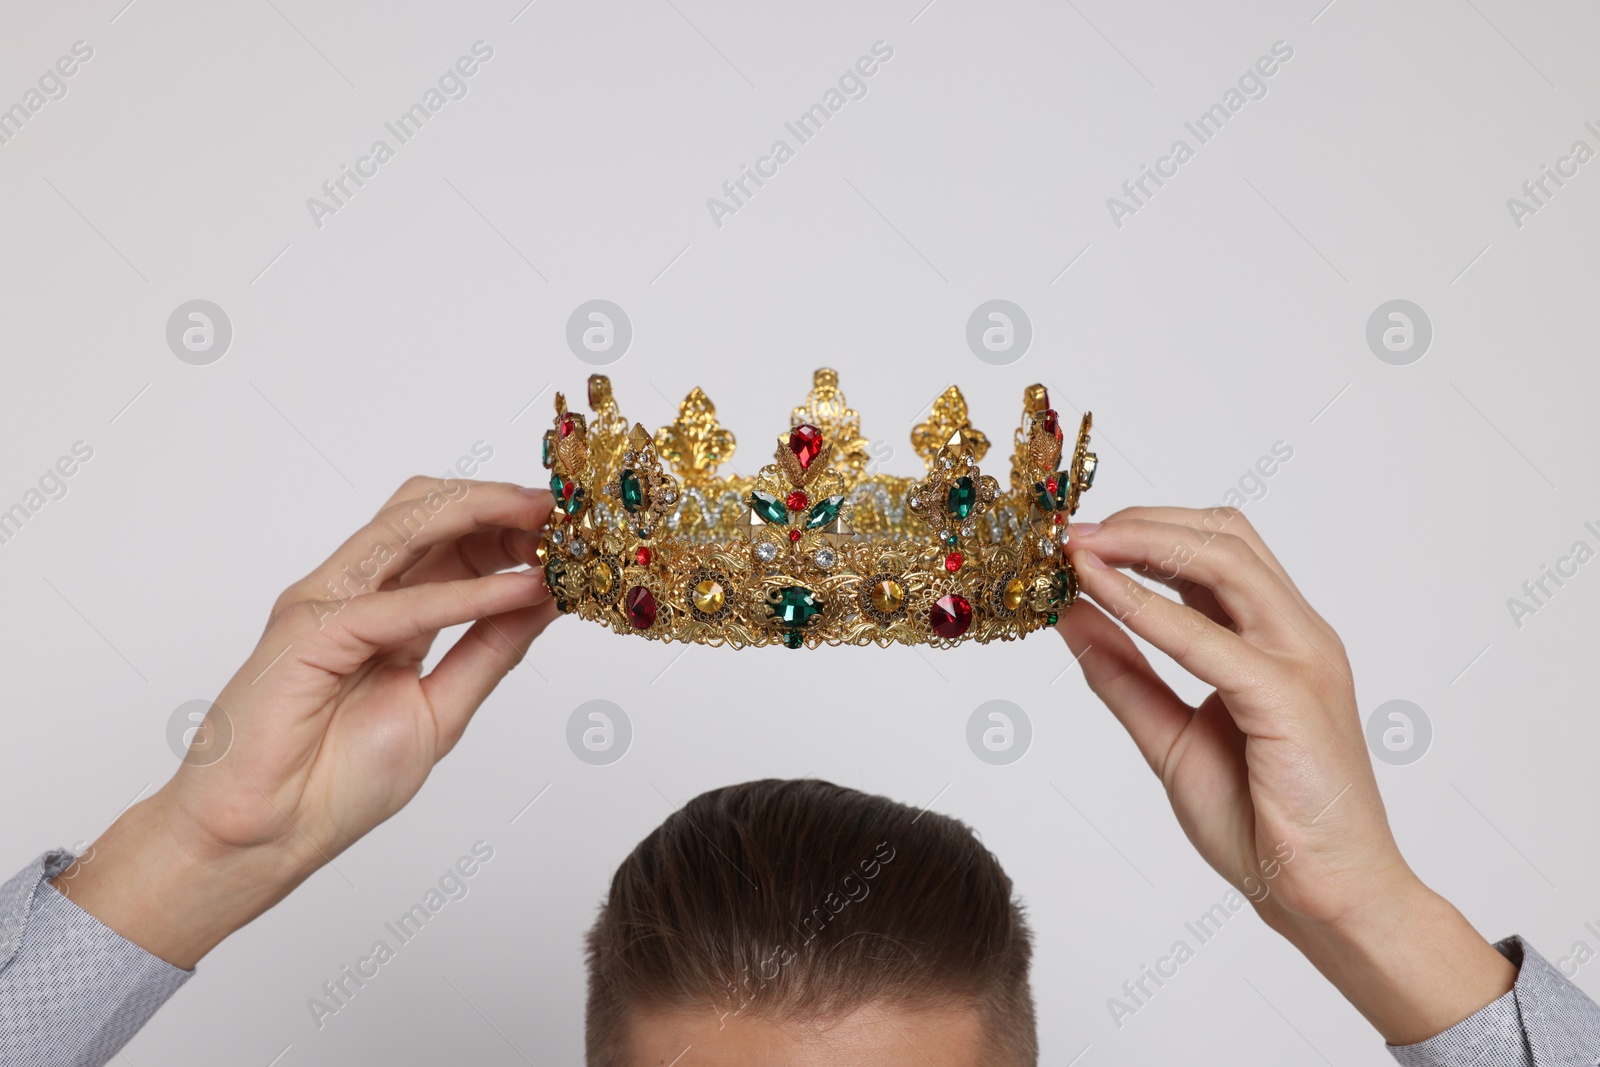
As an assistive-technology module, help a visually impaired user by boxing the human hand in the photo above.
[53,478,556,969]
[1057,506,1514,1044]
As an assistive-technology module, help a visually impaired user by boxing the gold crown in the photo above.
[537,369,1096,648]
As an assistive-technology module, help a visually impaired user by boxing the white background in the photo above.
[2,0,1598,1063]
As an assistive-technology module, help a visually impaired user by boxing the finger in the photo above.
[1125,565,1232,631]
[288,483,551,605]
[1068,519,1310,646]
[307,570,549,668]
[1101,506,1309,604]
[1055,597,1194,777]
[423,598,561,755]
[371,475,459,517]
[390,525,546,591]
[1068,546,1270,699]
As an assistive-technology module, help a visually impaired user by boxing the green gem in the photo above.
[1050,569,1072,604]
[770,586,821,629]
[1083,455,1097,488]
[541,432,554,468]
[803,495,844,530]
[944,532,958,547]
[619,469,645,513]
[749,491,788,525]
[550,473,586,516]
[1034,477,1068,511]
[782,631,803,649]
[946,476,976,519]
[1046,612,1058,625]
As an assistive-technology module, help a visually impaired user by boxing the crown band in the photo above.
[537,369,1096,649]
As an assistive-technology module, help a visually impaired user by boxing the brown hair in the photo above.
[584,778,1036,1065]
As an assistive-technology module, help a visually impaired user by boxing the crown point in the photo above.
[628,422,652,449]
[587,375,612,409]
[1024,384,1050,413]
[814,368,839,388]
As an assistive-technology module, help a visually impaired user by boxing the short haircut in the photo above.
[584,778,1036,1065]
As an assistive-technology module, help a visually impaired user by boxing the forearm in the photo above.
[50,789,307,970]
[1265,872,1517,1046]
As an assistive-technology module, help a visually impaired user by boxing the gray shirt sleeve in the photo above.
[0,850,192,1067]
[1389,936,1600,1066]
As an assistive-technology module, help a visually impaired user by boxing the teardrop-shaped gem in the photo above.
[947,476,977,519]
[803,495,844,530]
[749,491,788,525]
[619,469,645,513]
[788,424,824,470]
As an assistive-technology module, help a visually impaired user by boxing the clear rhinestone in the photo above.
[939,456,953,470]
[624,450,637,464]
[755,541,779,563]
[637,526,652,538]
[569,540,588,558]
[909,494,924,510]
[551,529,566,545]
[1036,536,1053,555]
[960,521,976,538]
[1057,526,1072,545]
[661,487,678,504]
[815,548,836,569]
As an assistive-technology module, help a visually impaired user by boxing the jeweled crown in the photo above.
[537,369,1096,648]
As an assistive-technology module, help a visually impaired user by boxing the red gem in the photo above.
[635,546,652,566]
[786,490,809,511]
[789,424,824,470]
[1045,476,1058,496]
[559,412,579,438]
[624,585,657,629]
[944,552,963,573]
[788,528,802,543]
[1041,408,1062,442]
[930,594,972,639]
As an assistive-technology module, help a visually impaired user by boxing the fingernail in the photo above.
[1068,522,1101,538]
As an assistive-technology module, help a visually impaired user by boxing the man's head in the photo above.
[585,779,1036,1066]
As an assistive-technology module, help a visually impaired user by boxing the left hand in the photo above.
[1056,505,1515,1045]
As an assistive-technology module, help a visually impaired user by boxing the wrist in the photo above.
[50,787,308,969]
[1267,870,1516,1045]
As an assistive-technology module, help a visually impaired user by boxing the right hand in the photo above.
[54,477,557,968]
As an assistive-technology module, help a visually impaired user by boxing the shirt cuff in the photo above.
[1388,936,1600,1067]
[1,849,192,1067]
